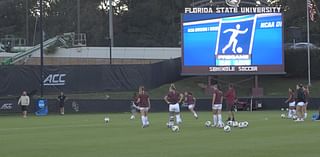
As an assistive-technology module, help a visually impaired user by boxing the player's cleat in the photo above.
[294,119,304,122]
[211,124,217,128]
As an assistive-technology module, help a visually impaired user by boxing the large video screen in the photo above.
[182,13,284,75]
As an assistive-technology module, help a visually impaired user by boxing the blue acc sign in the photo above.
[215,15,255,66]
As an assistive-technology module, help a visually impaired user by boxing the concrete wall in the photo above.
[0,47,181,65]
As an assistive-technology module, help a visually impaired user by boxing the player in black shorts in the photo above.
[57,92,67,115]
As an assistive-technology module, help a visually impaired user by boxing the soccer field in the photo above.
[0,111,319,157]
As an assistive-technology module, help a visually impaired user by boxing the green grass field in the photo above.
[0,111,319,157]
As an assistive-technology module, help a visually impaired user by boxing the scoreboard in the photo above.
[181,13,284,75]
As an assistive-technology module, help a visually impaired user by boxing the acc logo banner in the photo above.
[226,0,241,7]
[0,103,13,110]
[215,15,256,66]
[43,74,66,86]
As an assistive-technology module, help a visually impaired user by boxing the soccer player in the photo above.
[136,86,151,128]
[183,91,198,119]
[212,84,224,127]
[57,92,67,115]
[225,84,237,121]
[295,84,305,122]
[303,85,310,119]
[164,84,183,127]
[285,88,296,119]
[130,92,139,120]
[18,91,30,118]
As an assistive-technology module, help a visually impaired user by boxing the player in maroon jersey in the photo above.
[183,91,198,119]
[211,84,224,127]
[284,88,296,119]
[224,84,237,121]
[136,86,151,128]
[164,84,183,127]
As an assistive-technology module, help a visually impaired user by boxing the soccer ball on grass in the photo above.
[223,125,231,133]
[171,125,180,132]
[205,121,212,127]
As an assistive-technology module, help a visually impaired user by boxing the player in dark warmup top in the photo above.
[225,84,237,121]
[303,85,310,119]
[57,92,67,115]
[295,84,306,122]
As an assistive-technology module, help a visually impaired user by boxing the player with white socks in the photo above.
[285,88,296,119]
[136,86,151,128]
[211,84,224,127]
[295,84,306,122]
[130,92,139,120]
[303,86,310,119]
[164,84,183,127]
[183,91,198,119]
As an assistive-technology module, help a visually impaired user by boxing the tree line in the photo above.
[0,0,319,47]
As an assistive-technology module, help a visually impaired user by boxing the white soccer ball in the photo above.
[292,115,297,120]
[217,122,225,128]
[205,121,212,127]
[232,121,238,127]
[171,125,180,132]
[280,114,286,118]
[224,125,231,133]
[243,121,249,127]
[226,121,233,126]
[104,117,110,124]
[238,122,245,128]
[281,108,284,111]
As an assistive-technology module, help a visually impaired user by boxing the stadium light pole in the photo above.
[26,0,29,46]
[109,0,114,46]
[40,0,44,97]
[306,0,311,86]
[77,0,81,44]
[108,0,114,64]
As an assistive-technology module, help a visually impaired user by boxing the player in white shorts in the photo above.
[285,88,296,119]
[164,84,183,127]
[136,86,151,128]
[303,85,310,119]
[183,91,198,119]
[211,84,223,127]
[295,84,306,122]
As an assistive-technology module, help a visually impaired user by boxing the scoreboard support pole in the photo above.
[254,75,259,88]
